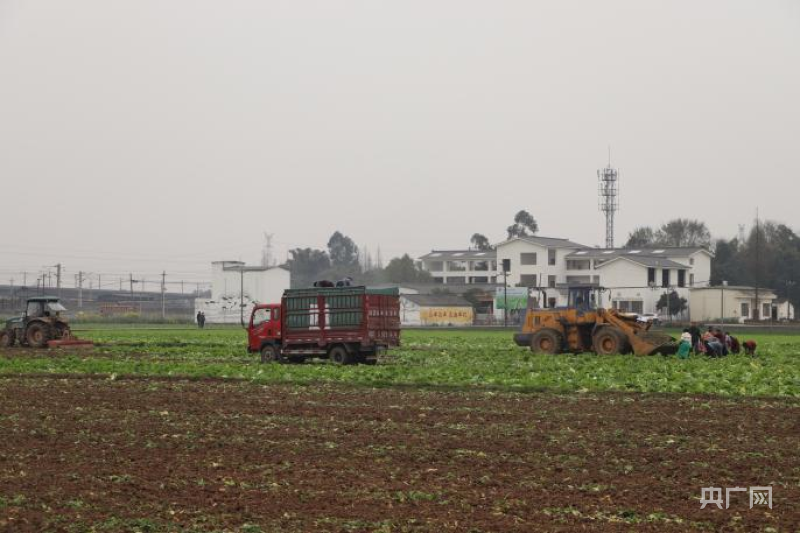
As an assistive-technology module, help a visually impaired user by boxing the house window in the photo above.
[661,269,670,288]
[566,259,591,270]
[491,260,497,271]
[548,249,556,266]
[566,275,591,284]
[445,276,466,284]
[592,275,600,284]
[689,273,695,287]
[690,258,695,265]
[677,270,686,288]
[741,302,750,317]
[763,303,771,319]
[547,297,557,308]
[648,268,656,286]
[428,261,444,272]
[520,253,537,265]
[447,260,467,272]
[472,260,489,271]
[470,276,489,284]
[432,277,444,284]
[548,275,557,288]
[520,274,538,286]
[614,300,644,314]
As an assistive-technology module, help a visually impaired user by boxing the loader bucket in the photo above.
[630,331,676,356]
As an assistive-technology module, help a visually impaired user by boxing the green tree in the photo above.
[624,227,656,248]
[383,254,431,283]
[470,233,492,251]
[654,219,711,248]
[656,290,688,318]
[285,248,331,287]
[506,210,538,239]
[327,231,360,269]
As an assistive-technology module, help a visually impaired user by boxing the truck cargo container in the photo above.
[247,286,400,364]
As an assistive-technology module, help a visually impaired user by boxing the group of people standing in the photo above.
[196,311,206,329]
[677,324,756,358]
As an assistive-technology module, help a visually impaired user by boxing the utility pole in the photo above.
[754,209,760,321]
[77,271,84,308]
[721,281,726,324]
[55,263,62,298]
[161,271,166,321]
[239,268,245,327]
[502,259,510,327]
[181,280,184,294]
[129,273,135,299]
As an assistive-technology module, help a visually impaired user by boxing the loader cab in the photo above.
[248,303,282,352]
[567,287,598,313]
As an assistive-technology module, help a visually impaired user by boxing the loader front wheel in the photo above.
[530,329,563,355]
[26,322,53,349]
[593,328,629,355]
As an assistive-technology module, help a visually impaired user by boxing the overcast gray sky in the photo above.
[1,0,798,287]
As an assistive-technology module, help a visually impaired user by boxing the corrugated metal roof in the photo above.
[566,247,710,259]
[419,250,497,260]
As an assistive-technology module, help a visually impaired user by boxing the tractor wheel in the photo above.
[26,322,53,348]
[530,329,563,355]
[329,345,354,365]
[593,328,629,355]
[0,330,15,348]
[260,345,281,364]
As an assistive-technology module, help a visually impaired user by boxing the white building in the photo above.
[689,286,794,322]
[195,261,290,324]
[492,236,713,316]
[418,250,497,285]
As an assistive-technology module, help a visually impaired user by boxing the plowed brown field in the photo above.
[0,377,797,532]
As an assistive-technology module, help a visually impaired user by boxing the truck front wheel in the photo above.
[260,345,281,364]
[329,345,354,365]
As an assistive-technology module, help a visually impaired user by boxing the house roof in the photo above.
[594,256,690,270]
[402,294,473,307]
[690,285,776,293]
[494,236,589,249]
[419,250,496,261]
[565,246,711,260]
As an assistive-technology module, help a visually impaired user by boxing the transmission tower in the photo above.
[598,150,619,248]
[261,233,275,267]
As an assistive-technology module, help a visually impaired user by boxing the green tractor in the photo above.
[0,296,92,349]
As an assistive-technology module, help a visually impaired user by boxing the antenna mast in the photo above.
[598,148,619,248]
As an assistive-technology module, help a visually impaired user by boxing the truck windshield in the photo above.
[252,308,271,326]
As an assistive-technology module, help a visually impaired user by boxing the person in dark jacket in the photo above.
[688,323,702,353]
[197,311,206,329]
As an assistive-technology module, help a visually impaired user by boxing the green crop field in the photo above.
[1,326,798,397]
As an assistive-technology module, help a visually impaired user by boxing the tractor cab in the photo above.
[564,284,604,313]
[25,298,66,319]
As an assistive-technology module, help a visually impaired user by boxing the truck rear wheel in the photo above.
[593,328,629,355]
[329,345,354,365]
[0,330,15,348]
[26,323,52,349]
[530,329,563,355]
[260,345,281,364]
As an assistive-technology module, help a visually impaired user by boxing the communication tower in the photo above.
[598,151,619,248]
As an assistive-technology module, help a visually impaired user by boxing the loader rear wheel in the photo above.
[329,345,354,365]
[26,322,53,349]
[0,330,15,348]
[530,329,563,355]
[593,328,629,355]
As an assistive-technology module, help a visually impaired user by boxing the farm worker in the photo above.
[743,340,757,356]
[196,311,206,329]
[677,329,692,359]
[702,329,724,357]
[688,323,702,353]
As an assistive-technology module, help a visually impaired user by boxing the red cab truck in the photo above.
[247,286,400,364]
